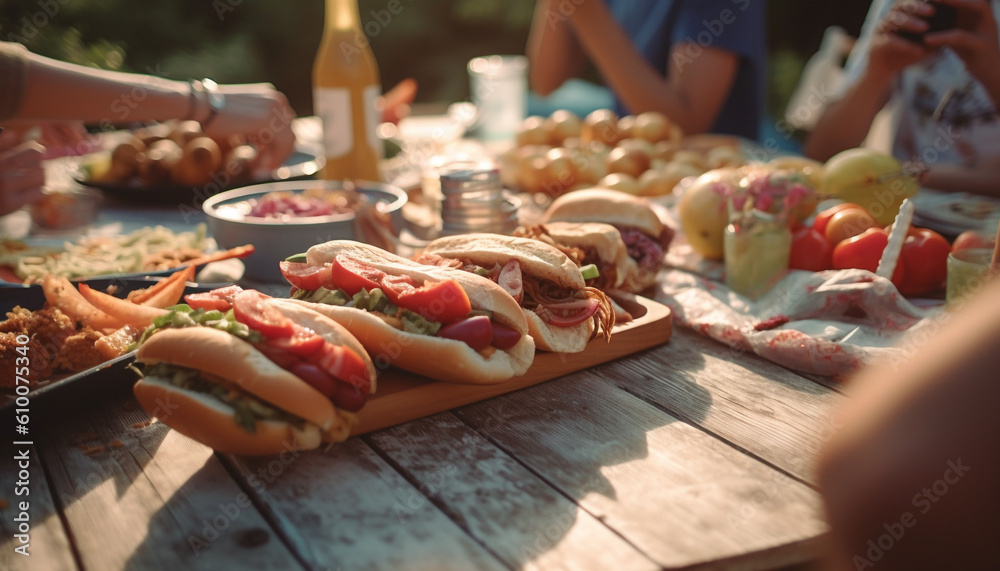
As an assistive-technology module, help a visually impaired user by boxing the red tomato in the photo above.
[393,280,472,324]
[330,255,385,295]
[379,274,417,304]
[536,298,600,327]
[268,327,325,359]
[789,228,833,271]
[311,343,371,395]
[824,206,877,246]
[279,261,332,292]
[490,322,522,349]
[813,203,858,237]
[437,315,493,351]
[951,229,995,253]
[232,290,296,338]
[184,285,244,311]
[831,228,905,286]
[898,228,951,296]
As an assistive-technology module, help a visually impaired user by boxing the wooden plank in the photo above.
[352,294,672,435]
[455,372,828,571]
[225,437,509,571]
[37,396,303,570]
[367,413,660,571]
[0,442,77,571]
[600,328,845,484]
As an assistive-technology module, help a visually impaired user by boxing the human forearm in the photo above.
[17,52,195,124]
[803,69,893,161]
[566,0,733,133]
[527,0,586,95]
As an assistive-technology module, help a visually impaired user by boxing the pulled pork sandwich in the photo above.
[542,189,674,293]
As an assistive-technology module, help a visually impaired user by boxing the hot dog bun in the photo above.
[134,302,374,455]
[542,189,671,292]
[542,188,664,237]
[422,234,609,353]
[299,241,535,383]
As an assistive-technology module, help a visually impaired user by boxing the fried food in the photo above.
[52,327,106,373]
[0,332,54,388]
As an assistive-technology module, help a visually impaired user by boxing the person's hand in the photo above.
[0,129,45,216]
[867,0,937,79]
[201,84,297,172]
[1,121,96,159]
[925,0,1000,100]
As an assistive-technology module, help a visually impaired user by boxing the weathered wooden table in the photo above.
[1,322,843,571]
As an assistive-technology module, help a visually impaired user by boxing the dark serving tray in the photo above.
[0,279,216,427]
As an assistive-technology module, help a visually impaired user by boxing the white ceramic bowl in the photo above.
[203,180,407,283]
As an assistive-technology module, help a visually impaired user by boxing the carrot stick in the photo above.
[183,244,255,268]
[129,265,192,304]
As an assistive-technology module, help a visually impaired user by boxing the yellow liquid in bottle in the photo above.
[313,0,383,182]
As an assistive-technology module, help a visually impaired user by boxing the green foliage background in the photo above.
[0,0,871,126]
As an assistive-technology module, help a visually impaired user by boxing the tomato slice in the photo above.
[269,327,325,359]
[184,285,244,312]
[497,259,523,303]
[437,315,493,351]
[379,274,416,304]
[311,343,371,395]
[393,280,472,324]
[232,290,296,339]
[535,298,600,327]
[279,261,332,292]
[490,322,522,350]
[330,255,385,296]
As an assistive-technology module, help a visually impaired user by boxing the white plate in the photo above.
[911,188,1000,234]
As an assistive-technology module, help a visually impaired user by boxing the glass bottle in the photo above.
[313,0,383,182]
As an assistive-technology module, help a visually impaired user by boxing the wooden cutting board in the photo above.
[352,294,673,435]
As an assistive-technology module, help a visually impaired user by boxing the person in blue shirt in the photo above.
[527,0,766,140]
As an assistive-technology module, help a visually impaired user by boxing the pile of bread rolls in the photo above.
[502,109,747,198]
[91,120,258,188]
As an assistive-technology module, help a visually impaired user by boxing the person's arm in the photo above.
[18,53,192,123]
[527,0,589,96]
[817,274,1000,570]
[563,0,737,135]
[13,49,296,170]
[802,67,894,161]
[804,0,936,161]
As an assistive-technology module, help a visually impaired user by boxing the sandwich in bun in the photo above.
[513,222,631,291]
[513,221,636,323]
[542,188,674,293]
[418,233,615,353]
[133,287,375,455]
[279,240,535,384]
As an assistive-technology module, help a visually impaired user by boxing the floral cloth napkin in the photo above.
[656,244,943,378]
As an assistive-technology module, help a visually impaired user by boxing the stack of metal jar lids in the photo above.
[439,164,520,236]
